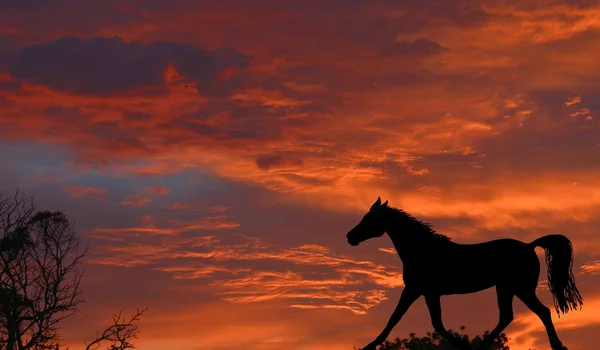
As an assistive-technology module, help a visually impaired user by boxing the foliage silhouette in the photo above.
[0,189,146,350]
[347,197,583,350]
[374,327,509,350]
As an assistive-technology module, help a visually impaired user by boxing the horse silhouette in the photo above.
[347,197,583,350]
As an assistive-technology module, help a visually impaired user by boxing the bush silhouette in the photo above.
[376,326,509,350]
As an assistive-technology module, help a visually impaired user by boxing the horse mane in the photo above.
[384,206,451,241]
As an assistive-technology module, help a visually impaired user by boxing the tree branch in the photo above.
[85,308,148,350]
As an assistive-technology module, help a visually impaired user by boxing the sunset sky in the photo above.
[1,1,600,349]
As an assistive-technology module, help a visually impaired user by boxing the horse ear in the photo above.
[382,200,388,207]
[371,197,382,211]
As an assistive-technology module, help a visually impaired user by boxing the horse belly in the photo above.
[412,256,501,295]
[431,272,496,295]
[444,277,496,294]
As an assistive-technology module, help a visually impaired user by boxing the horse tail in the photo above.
[530,234,583,316]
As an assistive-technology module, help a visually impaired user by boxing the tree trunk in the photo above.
[6,332,16,350]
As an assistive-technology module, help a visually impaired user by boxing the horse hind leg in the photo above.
[478,286,514,350]
[516,290,567,350]
[425,295,471,350]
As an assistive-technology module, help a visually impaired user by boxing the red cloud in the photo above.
[145,186,170,196]
[63,185,107,199]
[121,195,152,206]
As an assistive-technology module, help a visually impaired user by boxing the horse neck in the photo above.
[384,211,454,260]
[384,222,428,262]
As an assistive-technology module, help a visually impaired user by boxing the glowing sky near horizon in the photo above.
[1,1,600,349]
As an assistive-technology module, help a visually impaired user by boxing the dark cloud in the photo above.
[150,103,288,145]
[256,155,304,170]
[0,1,149,41]
[4,36,251,95]
[380,0,492,29]
[122,111,153,121]
[380,38,448,56]
[0,78,21,92]
[0,34,21,55]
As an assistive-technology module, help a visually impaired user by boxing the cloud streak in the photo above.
[90,228,403,315]
[63,185,107,199]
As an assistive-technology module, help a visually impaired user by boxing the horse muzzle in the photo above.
[347,237,360,246]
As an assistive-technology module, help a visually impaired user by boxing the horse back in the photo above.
[402,238,539,295]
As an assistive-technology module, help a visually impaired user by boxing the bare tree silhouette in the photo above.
[0,189,147,350]
[84,308,147,350]
[0,190,85,349]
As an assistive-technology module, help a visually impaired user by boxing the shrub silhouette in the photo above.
[376,326,509,350]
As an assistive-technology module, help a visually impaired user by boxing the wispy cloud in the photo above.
[378,247,396,254]
[581,260,600,275]
[121,195,151,206]
[63,185,107,200]
[144,186,170,196]
[510,294,600,350]
[89,216,240,238]
[89,231,402,315]
[564,96,581,107]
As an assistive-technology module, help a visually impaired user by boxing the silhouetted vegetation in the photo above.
[375,327,509,350]
[0,189,146,350]
[84,308,147,350]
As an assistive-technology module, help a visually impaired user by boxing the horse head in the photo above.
[346,196,388,246]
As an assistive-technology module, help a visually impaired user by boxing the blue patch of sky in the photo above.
[0,140,70,174]
[0,140,233,200]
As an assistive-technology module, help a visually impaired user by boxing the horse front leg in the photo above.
[425,295,472,350]
[361,287,421,350]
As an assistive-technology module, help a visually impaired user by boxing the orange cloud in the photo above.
[88,229,403,315]
[89,216,239,238]
[510,294,600,350]
[565,96,581,107]
[378,247,396,254]
[570,108,591,119]
[581,260,600,275]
